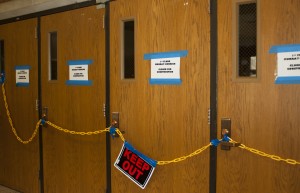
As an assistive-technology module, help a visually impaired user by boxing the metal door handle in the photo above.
[220,118,240,150]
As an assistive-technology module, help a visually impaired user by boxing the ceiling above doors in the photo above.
[0,0,91,21]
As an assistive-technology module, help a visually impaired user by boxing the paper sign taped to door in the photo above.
[144,50,188,85]
[66,60,93,86]
[270,44,300,84]
[277,52,300,76]
[15,65,31,87]
[151,57,180,79]
[114,142,157,189]
[69,65,88,81]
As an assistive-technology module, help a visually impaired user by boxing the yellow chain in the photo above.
[2,83,41,144]
[46,121,109,135]
[115,128,125,142]
[157,143,212,165]
[2,83,300,166]
[229,138,300,165]
[2,83,109,143]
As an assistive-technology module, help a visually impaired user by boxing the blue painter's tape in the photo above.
[109,126,117,139]
[0,72,5,84]
[144,50,188,60]
[211,139,221,147]
[149,78,182,85]
[16,83,29,87]
[67,60,93,65]
[124,141,157,167]
[275,76,300,84]
[269,44,300,53]
[15,65,31,70]
[211,135,230,147]
[222,135,230,142]
[66,80,93,86]
[41,119,46,126]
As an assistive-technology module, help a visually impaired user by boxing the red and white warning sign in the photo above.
[114,142,157,189]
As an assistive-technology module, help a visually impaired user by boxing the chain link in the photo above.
[2,83,41,144]
[230,138,300,165]
[0,83,220,165]
[46,121,109,135]
[115,128,125,142]
[157,143,212,165]
[2,83,109,143]
[2,83,300,166]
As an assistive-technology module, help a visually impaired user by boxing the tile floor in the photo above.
[0,185,20,193]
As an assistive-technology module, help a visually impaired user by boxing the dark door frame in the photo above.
[210,0,218,193]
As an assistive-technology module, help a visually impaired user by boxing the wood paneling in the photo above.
[0,19,39,193]
[0,0,10,3]
[217,0,300,192]
[110,0,210,192]
[40,6,106,193]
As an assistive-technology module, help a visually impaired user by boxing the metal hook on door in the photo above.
[42,107,48,121]
[111,112,125,138]
[220,118,240,150]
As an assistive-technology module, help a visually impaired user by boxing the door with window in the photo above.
[0,19,40,193]
[40,6,106,193]
[110,0,211,192]
[217,0,300,192]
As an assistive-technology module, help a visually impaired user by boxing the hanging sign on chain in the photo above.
[144,50,188,85]
[114,141,157,189]
[270,44,300,84]
[15,65,31,87]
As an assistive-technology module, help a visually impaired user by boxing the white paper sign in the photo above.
[16,69,29,84]
[151,57,180,79]
[277,52,300,77]
[69,65,88,81]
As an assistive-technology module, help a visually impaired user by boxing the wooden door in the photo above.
[0,19,39,193]
[110,0,210,192]
[218,0,300,193]
[40,6,106,193]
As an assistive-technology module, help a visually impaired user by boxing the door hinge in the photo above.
[36,99,39,111]
[103,14,105,29]
[35,27,38,39]
[208,108,211,125]
[102,103,106,117]
[208,0,211,14]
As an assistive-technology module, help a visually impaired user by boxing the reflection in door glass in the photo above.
[123,20,135,79]
[238,2,257,77]
[49,32,57,80]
